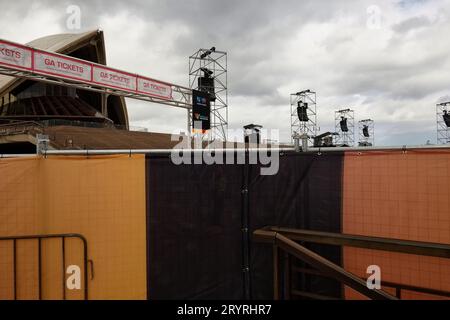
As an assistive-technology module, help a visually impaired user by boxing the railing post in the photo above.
[273,245,279,300]
[283,253,291,300]
[62,237,66,300]
[13,239,17,300]
[38,238,42,300]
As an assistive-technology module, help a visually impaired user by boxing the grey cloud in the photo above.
[1,0,450,144]
[392,15,432,33]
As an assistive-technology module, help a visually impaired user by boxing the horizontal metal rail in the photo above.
[36,144,450,155]
[3,143,450,158]
[0,154,37,158]
[0,148,294,158]
[292,266,450,299]
[260,227,450,259]
[306,144,450,152]
[42,147,293,155]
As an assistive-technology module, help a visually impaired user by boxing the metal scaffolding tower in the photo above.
[290,90,317,144]
[335,108,355,146]
[189,48,228,141]
[358,119,375,147]
[437,101,450,145]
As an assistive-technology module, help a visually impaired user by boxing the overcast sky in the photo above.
[1,0,450,145]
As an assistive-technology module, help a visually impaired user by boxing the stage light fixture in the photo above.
[295,89,311,95]
[297,101,309,122]
[362,125,370,138]
[200,47,216,59]
[340,117,349,132]
[200,67,214,77]
[443,110,450,128]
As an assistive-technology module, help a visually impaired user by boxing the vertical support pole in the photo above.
[396,287,402,299]
[283,253,291,300]
[38,238,42,300]
[273,245,279,300]
[293,134,300,153]
[83,239,89,300]
[62,237,66,300]
[241,149,251,299]
[187,108,192,139]
[13,239,17,300]
[101,92,109,117]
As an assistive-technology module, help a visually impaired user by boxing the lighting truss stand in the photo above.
[189,48,228,141]
[437,102,450,145]
[335,109,355,147]
[358,119,375,146]
[290,90,317,145]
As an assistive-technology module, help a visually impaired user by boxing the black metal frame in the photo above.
[0,233,89,300]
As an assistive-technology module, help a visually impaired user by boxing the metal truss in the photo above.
[290,90,317,145]
[0,67,192,110]
[335,108,355,146]
[437,102,450,145]
[358,119,375,146]
[189,48,228,141]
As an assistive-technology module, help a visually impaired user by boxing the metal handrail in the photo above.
[254,229,397,300]
[253,227,450,300]
[292,266,450,299]
[260,227,450,259]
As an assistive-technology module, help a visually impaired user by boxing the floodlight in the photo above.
[200,67,213,77]
[200,47,216,59]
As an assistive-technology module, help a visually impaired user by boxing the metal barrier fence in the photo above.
[0,234,89,300]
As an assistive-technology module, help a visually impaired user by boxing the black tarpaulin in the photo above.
[146,154,244,299]
[146,152,343,299]
[247,153,343,299]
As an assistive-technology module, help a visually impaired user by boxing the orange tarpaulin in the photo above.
[342,150,450,299]
[0,155,147,300]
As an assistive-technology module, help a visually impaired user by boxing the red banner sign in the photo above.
[0,39,173,101]
[92,66,137,92]
[34,51,92,82]
[0,40,32,70]
[137,76,172,100]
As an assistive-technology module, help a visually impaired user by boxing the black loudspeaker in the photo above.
[297,102,309,122]
[198,77,216,102]
[340,118,349,132]
[443,111,450,128]
[362,125,370,138]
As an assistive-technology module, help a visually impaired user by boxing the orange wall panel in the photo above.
[0,155,147,300]
[342,150,450,300]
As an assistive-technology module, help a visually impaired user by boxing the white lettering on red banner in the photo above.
[92,66,136,92]
[0,39,176,102]
[0,41,32,70]
[137,77,172,100]
[34,52,92,81]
